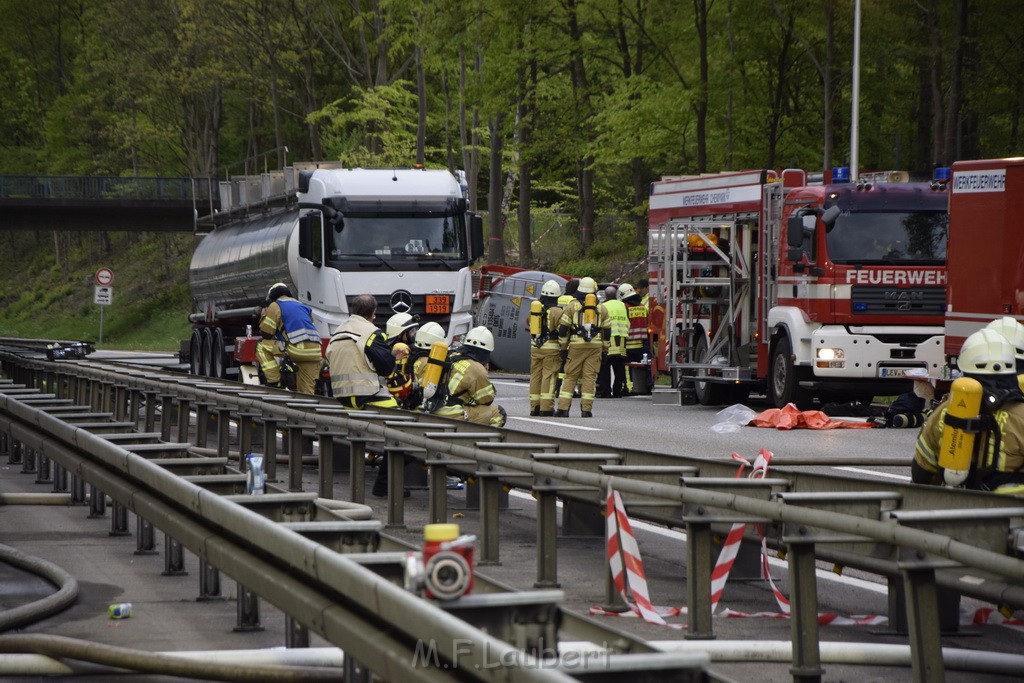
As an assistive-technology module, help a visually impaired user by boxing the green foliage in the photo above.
[312,82,419,166]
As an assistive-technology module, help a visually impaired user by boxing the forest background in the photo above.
[0,0,1022,348]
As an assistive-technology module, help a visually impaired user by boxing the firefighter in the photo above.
[529,280,564,416]
[256,283,323,394]
[554,276,608,417]
[597,285,629,398]
[985,316,1024,374]
[384,312,419,407]
[324,294,398,411]
[912,329,1024,496]
[429,326,507,427]
[553,277,581,399]
[618,282,652,395]
[407,319,448,405]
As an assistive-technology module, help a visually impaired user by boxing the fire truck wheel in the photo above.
[769,336,813,409]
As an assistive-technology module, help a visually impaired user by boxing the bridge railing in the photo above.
[0,175,216,202]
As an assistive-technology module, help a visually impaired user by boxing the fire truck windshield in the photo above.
[825,210,947,265]
[325,210,468,270]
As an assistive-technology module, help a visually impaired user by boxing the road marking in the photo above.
[492,380,527,387]
[836,466,911,482]
[508,416,602,431]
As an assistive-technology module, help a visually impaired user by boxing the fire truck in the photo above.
[186,166,483,383]
[649,168,949,408]
[944,157,1024,367]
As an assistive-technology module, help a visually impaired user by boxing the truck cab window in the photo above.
[826,210,947,265]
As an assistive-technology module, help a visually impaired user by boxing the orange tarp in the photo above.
[750,403,876,430]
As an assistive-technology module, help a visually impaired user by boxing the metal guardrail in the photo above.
[3,350,1024,682]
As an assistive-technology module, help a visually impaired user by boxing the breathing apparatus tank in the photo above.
[938,377,984,487]
[529,299,544,337]
[421,341,449,401]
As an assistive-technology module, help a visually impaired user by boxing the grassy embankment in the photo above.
[0,231,195,351]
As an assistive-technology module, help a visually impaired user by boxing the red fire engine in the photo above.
[649,168,949,408]
[944,157,1024,366]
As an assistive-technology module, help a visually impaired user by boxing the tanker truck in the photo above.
[185,166,484,383]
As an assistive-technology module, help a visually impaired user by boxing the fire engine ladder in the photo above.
[660,219,752,384]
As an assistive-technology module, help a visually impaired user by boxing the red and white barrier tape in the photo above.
[594,449,1023,630]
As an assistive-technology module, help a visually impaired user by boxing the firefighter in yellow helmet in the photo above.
[529,280,564,416]
[256,283,323,394]
[383,312,419,407]
[912,329,1024,496]
[430,326,507,427]
[554,276,609,417]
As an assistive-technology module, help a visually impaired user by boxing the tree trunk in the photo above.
[927,0,944,166]
[516,60,536,266]
[693,0,709,173]
[487,115,505,264]
[942,0,968,163]
[416,45,426,166]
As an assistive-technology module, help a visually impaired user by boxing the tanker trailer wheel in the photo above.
[210,328,226,378]
[768,336,813,409]
[693,327,729,406]
[189,330,203,376]
[200,328,214,378]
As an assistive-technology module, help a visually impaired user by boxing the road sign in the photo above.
[95,267,115,286]
[94,286,113,305]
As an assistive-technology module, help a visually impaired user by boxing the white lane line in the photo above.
[836,466,911,482]
[492,380,528,387]
[507,416,603,431]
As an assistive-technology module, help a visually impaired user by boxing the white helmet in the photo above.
[267,282,291,301]
[616,283,636,301]
[578,276,598,294]
[414,322,446,350]
[958,329,1016,375]
[385,312,418,339]
[541,279,562,298]
[464,326,494,352]
[984,317,1024,362]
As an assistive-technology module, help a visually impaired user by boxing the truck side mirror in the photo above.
[469,214,484,261]
[786,214,806,248]
[787,247,804,262]
[298,214,323,268]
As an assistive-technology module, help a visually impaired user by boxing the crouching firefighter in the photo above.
[422,326,507,428]
[912,329,1024,496]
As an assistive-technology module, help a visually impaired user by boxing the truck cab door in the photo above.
[295,211,343,318]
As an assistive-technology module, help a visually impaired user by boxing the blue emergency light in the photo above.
[933,167,951,182]
[831,167,851,183]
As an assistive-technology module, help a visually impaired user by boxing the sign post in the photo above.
[94,268,115,343]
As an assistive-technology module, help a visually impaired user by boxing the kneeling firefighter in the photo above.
[424,326,507,428]
[256,283,323,394]
[912,329,1024,495]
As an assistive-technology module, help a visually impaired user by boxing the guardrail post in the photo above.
[71,474,87,504]
[136,516,157,555]
[36,452,52,484]
[899,563,946,683]
[238,411,259,468]
[385,448,407,529]
[262,416,282,482]
[159,394,174,441]
[318,429,348,499]
[163,536,188,576]
[286,423,306,492]
[216,406,232,459]
[684,521,716,640]
[477,471,503,565]
[786,539,823,681]
[194,401,211,447]
[235,584,263,632]
[198,560,223,600]
[21,445,36,474]
[178,398,193,444]
[9,438,23,465]
[89,485,107,517]
[143,391,158,432]
[110,500,130,536]
[534,487,560,588]
[285,616,310,648]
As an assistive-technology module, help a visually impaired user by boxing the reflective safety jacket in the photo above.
[260,297,323,361]
[325,316,393,399]
[558,297,609,348]
[624,300,650,352]
[602,299,629,357]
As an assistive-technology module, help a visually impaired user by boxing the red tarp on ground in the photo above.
[750,403,876,430]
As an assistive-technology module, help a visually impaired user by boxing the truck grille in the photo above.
[849,286,945,316]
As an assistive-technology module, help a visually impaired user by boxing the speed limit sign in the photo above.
[95,267,115,286]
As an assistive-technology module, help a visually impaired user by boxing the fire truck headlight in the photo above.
[815,347,845,368]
